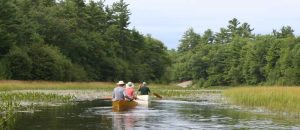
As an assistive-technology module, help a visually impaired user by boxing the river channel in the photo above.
[11,99,300,130]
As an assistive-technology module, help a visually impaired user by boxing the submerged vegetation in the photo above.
[224,87,300,116]
[0,91,74,129]
[0,92,74,103]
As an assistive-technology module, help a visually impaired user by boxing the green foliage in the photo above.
[6,47,32,80]
[178,28,201,52]
[0,0,170,82]
[28,44,62,80]
[0,0,18,56]
[27,43,84,81]
[172,18,300,86]
[0,59,9,79]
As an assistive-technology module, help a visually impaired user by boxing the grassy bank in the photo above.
[0,80,115,91]
[0,80,222,99]
[224,86,300,114]
[0,80,183,90]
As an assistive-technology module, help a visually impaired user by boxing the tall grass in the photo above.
[0,80,211,91]
[0,80,221,99]
[224,86,300,114]
[0,92,74,103]
[0,80,114,91]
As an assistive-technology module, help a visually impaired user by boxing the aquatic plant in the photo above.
[224,86,300,116]
[0,92,74,103]
[0,101,19,130]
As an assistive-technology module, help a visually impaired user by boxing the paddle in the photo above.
[100,96,112,100]
[153,93,162,99]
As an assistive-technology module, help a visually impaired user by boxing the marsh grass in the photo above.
[0,92,74,103]
[0,80,114,91]
[0,80,221,99]
[153,89,221,99]
[0,80,214,91]
[0,100,17,130]
[224,86,300,116]
[0,91,75,128]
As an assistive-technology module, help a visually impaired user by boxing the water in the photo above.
[10,99,300,130]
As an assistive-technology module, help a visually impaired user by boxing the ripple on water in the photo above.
[13,99,300,130]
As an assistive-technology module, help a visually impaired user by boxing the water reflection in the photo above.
[10,99,300,130]
[113,112,135,129]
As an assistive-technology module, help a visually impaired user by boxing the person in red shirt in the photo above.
[125,82,136,101]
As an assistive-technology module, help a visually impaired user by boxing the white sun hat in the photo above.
[126,82,134,88]
[117,81,125,85]
[142,82,147,85]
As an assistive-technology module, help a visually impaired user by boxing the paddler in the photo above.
[138,82,151,95]
[112,81,132,101]
[125,82,137,100]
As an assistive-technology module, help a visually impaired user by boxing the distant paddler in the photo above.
[138,82,151,95]
[138,81,162,99]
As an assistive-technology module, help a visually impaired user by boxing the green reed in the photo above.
[224,86,300,115]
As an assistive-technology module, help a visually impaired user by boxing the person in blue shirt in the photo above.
[112,81,134,101]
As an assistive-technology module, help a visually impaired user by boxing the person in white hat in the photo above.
[125,82,136,100]
[112,81,127,101]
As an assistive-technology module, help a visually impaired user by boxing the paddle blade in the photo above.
[153,93,162,99]
[100,97,112,100]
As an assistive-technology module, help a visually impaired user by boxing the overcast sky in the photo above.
[89,0,300,49]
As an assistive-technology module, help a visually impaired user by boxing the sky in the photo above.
[88,0,300,49]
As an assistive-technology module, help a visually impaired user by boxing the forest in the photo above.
[0,0,170,82]
[172,18,300,86]
[0,0,299,86]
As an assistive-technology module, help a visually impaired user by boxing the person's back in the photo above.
[138,85,150,95]
[125,87,135,98]
[125,82,136,100]
[113,86,126,101]
[112,81,126,101]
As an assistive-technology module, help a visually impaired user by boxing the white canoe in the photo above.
[136,95,150,105]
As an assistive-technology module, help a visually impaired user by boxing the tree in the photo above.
[143,35,171,81]
[6,47,32,80]
[0,0,18,56]
[178,28,201,52]
[215,28,230,44]
[202,29,214,44]
[227,18,240,37]
[273,26,294,38]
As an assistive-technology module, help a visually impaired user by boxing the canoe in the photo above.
[136,95,150,105]
[112,100,138,111]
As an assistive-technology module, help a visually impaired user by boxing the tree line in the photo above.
[1,0,299,86]
[0,0,170,82]
[171,18,300,87]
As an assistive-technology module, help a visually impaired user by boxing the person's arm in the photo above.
[112,89,115,99]
[123,90,133,101]
[132,90,137,99]
[138,84,142,91]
